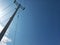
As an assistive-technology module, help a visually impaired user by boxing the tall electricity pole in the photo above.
[0,0,25,41]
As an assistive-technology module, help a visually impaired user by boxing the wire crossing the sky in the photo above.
[0,8,15,18]
[0,4,15,15]
[0,4,11,12]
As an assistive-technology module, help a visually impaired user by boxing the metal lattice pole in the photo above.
[0,0,25,41]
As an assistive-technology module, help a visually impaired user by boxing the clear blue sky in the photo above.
[1,0,60,45]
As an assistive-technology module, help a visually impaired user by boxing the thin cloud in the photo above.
[0,36,11,45]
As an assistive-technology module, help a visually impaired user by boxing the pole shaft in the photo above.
[0,4,20,41]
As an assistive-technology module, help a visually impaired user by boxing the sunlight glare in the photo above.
[0,24,3,33]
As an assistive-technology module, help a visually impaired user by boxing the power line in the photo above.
[12,0,25,45]
[0,3,15,14]
[0,4,11,12]
[13,16,19,45]
[0,8,15,18]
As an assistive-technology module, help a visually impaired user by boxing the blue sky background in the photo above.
[0,0,60,45]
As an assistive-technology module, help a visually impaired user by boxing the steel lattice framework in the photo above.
[0,0,25,41]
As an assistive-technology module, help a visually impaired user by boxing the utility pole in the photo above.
[0,0,25,41]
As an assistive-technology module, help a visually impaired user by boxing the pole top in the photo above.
[14,0,25,10]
